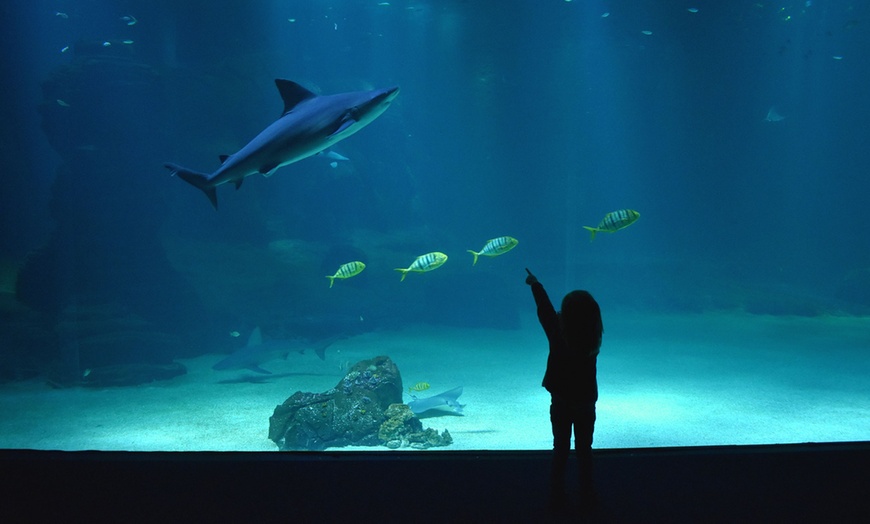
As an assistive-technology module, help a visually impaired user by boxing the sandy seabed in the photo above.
[0,311,867,452]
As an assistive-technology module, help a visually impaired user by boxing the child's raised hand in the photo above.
[524,268,538,285]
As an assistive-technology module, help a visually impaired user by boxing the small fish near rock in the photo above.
[408,381,430,393]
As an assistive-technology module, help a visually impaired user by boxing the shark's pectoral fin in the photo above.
[246,365,272,374]
[327,119,357,139]
[234,178,243,190]
[259,163,279,177]
[219,155,229,164]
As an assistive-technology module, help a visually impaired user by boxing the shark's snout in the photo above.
[378,86,400,105]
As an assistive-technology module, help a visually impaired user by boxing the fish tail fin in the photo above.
[582,226,597,242]
[165,163,218,210]
[467,250,480,266]
[394,268,409,282]
[326,275,336,288]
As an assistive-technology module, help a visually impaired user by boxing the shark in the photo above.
[212,326,344,374]
[165,79,399,209]
[407,386,465,416]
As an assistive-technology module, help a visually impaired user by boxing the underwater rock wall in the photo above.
[14,43,207,374]
[23,44,194,319]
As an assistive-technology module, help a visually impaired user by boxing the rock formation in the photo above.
[268,355,452,450]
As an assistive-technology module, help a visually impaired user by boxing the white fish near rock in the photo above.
[407,387,465,415]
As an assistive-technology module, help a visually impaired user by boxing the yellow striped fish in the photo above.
[326,261,366,288]
[394,252,448,281]
[408,382,430,393]
[467,236,518,265]
[583,209,640,241]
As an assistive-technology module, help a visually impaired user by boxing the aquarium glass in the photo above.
[1,0,868,451]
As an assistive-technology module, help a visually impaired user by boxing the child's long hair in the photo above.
[559,290,603,357]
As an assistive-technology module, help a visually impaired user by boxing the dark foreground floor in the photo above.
[2,442,868,523]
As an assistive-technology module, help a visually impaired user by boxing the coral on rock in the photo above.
[379,403,453,449]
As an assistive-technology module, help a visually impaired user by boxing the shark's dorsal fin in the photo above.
[275,79,316,115]
[247,326,263,347]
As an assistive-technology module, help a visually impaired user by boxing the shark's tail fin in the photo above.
[165,163,218,210]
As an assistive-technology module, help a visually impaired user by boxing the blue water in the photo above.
[1,1,868,449]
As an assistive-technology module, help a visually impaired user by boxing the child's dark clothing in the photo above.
[529,280,601,503]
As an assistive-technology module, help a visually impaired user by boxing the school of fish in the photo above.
[320,212,640,285]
